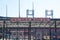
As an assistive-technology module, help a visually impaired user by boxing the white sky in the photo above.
[0,0,60,18]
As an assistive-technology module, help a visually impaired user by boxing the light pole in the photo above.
[19,0,20,18]
[16,0,20,40]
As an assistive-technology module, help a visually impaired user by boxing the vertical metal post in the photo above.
[16,0,20,39]
[2,20,5,40]
[49,24,51,40]
[5,4,8,40]
[5,25,7,40]
[33,28,36,40]
[24,28,25,40]
[35,28,36,40]
[16,21,19,40]
[19,0,20,18]
[55,20,57,40]
[9,30,10,40]
[28,22,31,40]
[42,28,44,40]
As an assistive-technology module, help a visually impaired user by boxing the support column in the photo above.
[2,20,5,40]
[28,22,31,40]
[55,20,57,40]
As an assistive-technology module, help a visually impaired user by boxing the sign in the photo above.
[10,18,50,22]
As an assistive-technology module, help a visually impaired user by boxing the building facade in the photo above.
[0,17,60,40]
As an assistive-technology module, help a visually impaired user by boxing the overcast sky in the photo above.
[0,0,60,18]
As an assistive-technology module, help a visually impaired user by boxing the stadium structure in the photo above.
[0,9,60,40]
[0,1,60,40]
